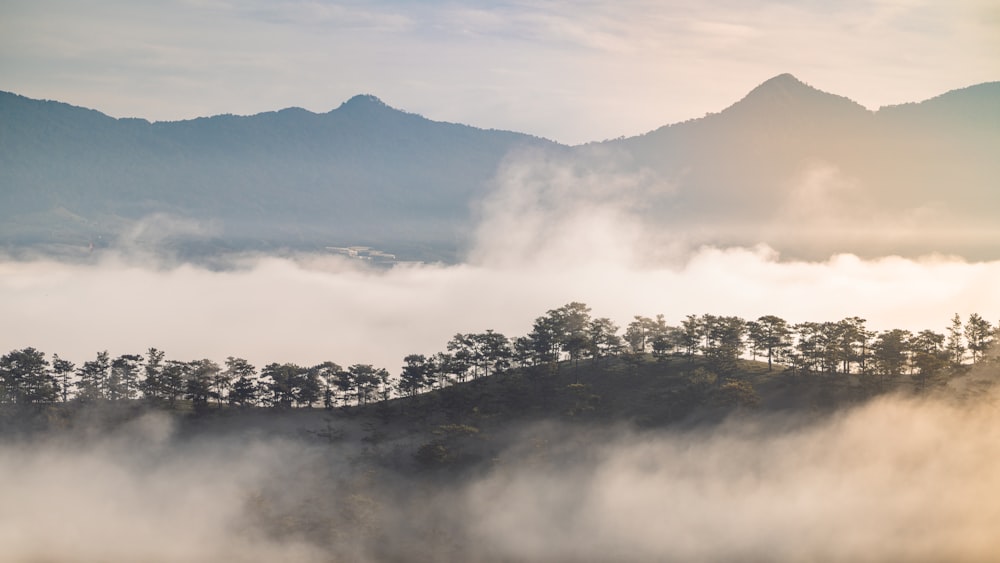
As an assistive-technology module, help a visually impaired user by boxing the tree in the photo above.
[965,313,994,364]
[332,365,359,405]
[679,314,703,362]
[815,321,843,375]
[511,336,536,368]
[749,315,792,371]
[185,359,220,411]
[76,351,111,402]
[141,348,166,402]
[311,361,342,409]
[160,360,189,407]
[225,357,258,407]
[0,347,56,405]
[552,302,592,365]
[110,354,143,401]
[945,313,966,368]
[51,354,75,403]
[649,315,676,361]
[836,317,871,375]
[297,368,322,408]
[702,315,746,377]
[588,317,623,363]
[792,322,822,375]
[347,364,388,405]
[446,334,475,381]
[471,330,512,378]
[399,354,432,397]
[911,329,948,391]
[229,373,259,407]
[873,329,913,388]
[261,363,305,408]
[527,314,561,366]
[624,316,654,355]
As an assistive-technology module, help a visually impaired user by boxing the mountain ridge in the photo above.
[1,75,997,261]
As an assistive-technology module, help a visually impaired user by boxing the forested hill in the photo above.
[2,75,999,261]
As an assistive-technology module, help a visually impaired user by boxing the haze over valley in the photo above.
[2,75,999,369]
[3,1,1000,560]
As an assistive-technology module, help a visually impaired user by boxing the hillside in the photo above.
[4,352,998,562]
[8,351,985,467]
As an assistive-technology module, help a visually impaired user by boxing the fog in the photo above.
[464,385,1000,562]
[2,245,999,371]
[4,153,1000,561]
[2,154,1000,370]
[5,378,1000,562]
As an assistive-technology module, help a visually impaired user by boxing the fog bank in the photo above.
[2,247,999,370]
[468,390,1000,562]
[5,383,1000,561]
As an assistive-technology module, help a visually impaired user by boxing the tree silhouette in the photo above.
[965,314,994,364]
[76,351,110,402]
[0,347,56,404]
[51,354,75,403]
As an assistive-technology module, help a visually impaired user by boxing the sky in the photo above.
[1,0,999,369]
[1,0,998,144]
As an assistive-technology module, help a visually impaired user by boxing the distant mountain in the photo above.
[2,75,998,261]
[0,91,555,261]
[610,74,1000,259]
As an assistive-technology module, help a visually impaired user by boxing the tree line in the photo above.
[2,303,997,409]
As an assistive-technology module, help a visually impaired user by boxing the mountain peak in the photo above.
[723,73,868,117]
[338,94,390,111]
[743,73,823,103]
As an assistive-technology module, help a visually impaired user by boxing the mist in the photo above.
[464,385,1000,562]
[2,244,999,370]
[3,151,1000,370]
[4,152,1000,561]
[5,376,1000,562]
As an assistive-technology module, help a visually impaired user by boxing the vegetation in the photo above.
[2,304,996,417]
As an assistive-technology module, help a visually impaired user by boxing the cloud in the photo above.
[2,150,998,372]
[0,412,328,562]
[464,387,1000,561]
[1,244,998,373]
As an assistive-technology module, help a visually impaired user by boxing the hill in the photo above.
[4,353,999,562]
[8,351,983,467]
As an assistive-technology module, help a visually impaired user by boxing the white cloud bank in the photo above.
[2,153,999,371]
[1,245,997,371]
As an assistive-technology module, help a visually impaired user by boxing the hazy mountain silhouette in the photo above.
[0,91,554,260]
[1,74,997,261]
[610,74,1000,259]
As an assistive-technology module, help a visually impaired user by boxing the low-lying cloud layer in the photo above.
[466,388,1000,562]
[2,248,998,371]
[3,152,999,370]
[5,383,1000,562]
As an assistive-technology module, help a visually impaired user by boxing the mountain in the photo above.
[610,74,1000,259]
[0,91,555,261]
[2,75,998,261]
